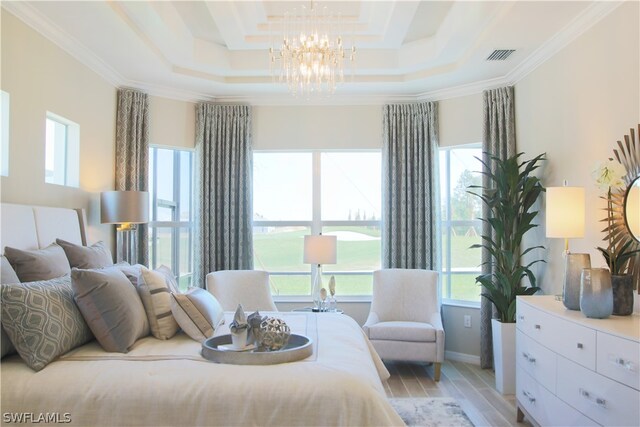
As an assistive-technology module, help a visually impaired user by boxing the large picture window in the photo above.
[439,145,482,304]
[148,147,194,290]
[253,151,381,297]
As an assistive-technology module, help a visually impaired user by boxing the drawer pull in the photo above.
[609,354,636,371]
[580,388,607,409]
[521,352,536,364]
[522,390,536,404]
[518,315,525,321]
[577,343,583,349]
[534,324,541,330]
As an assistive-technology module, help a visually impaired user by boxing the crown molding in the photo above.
[2,1,624,106]
[2,1,125,88]
[505,1,623,84]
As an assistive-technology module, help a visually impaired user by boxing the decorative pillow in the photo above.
[1,256,20,284]
[0,275,93,371]
[4,243,70,282]
[71,266,149,353]
[1,256,20,358]
[170,288,224,342]
[155,265,180,294]
[137,267,179,340]
[56,239,114,269]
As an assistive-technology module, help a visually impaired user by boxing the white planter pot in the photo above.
[491,318,516,395]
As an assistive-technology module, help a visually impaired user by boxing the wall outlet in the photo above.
[464,315,472,328]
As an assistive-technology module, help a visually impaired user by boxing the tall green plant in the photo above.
[469,152,546,323]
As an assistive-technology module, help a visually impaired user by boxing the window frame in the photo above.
[148,146,195,290]
[439,143,482,308]
[1,90,10,177]
[44,112,79,187]
[253,149,382,301]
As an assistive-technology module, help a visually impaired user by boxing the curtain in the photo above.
[382,102,439,270]
[194,104,253,288]
[115,88,149,266]
[480,86,517,369]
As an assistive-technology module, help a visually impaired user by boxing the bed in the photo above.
[0,203,403,426]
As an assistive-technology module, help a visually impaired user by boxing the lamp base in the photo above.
[116,225,138,265]
[563,252,591,310]
[311,265,325,311]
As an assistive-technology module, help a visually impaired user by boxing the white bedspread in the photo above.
[1,312,403,427]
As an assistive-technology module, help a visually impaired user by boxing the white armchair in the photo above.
[206,270,278,312]
[363,269,444,381]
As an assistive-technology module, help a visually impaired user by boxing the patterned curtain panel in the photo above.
[194,104,253,288]
[382,102,439,270]
[480,86,517,369]
[115,88,149,266]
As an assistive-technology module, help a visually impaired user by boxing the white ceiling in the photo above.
[2,1,622,104]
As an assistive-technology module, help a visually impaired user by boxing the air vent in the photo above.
[486,49,516,61]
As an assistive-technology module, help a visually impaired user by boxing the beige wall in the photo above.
[515,2,640,295]
[149,95,196,149]
[439,93,483,148]
[253,106,383,150]
[0,11,116,246]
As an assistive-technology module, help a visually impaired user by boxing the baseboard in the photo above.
[445,350,481,365]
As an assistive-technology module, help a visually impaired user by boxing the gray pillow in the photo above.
[56,239,114,269]
[1,256,20,358]
[171,288,224,342]
[1,275,93,371]
[71,266,149,352]
[1,256,20,284]
[137,267,179,340]
[4,243,70,282]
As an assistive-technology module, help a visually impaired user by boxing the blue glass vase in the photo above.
[580,268,613,319]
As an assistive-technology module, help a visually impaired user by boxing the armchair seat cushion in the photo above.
[368,321,436,343]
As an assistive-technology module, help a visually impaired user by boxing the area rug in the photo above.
[389,397,475,427]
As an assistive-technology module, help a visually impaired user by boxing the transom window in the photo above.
[253,151,382,297]
[148,147,194,290]
[439,145,482,304]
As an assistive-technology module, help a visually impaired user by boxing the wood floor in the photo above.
[383,360,532,427]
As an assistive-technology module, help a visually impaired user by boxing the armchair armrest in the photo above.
[429,311,445,362]
[362,312,380,338]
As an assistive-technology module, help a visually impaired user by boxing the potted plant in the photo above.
[593,160,640,316]
[469,152,545,394]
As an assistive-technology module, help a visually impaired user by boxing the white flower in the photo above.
[592,160,626,191]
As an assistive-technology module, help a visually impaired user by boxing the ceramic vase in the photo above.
[612,274,634,316]
[563,253,591,310]
[580,268,613,319]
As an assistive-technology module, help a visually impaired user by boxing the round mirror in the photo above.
[624,177,640,242]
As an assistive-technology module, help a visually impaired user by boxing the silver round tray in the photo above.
[201,334,313,365]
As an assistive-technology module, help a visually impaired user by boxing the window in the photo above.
[1,91,9,176]
[148,147,194,290]
[45,112,79,187]
[439,145,482,304]
[253,151,381,297]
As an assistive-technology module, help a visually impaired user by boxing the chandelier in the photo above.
[269,2,356,96]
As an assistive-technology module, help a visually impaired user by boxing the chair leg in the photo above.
[434,362,442,382]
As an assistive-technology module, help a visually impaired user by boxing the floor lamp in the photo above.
[101,191,149,265]
[303,235,337,312]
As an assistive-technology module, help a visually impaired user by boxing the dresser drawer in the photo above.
[516,330,557,393]
[557,356,640,426]
[517,301,596,370]
[517,367,598,427]
[596,332,640,391]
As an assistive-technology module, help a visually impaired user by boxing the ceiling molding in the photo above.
[1,1,125,87]
[505,1,622,84]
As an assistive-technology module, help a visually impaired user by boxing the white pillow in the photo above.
[137,267,180,340]
[170,288,224,342]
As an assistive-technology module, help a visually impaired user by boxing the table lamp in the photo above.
[545,184,588,310]
[303,235,337,312]
[101,190,149,264]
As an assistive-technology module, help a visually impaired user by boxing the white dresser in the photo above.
[516,296,640,427]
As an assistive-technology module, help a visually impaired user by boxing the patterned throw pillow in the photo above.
[171,288,224,342]
[1,256,20,358]
[56,239,114,269]
[137,267,179,340]
[1,275,93,371]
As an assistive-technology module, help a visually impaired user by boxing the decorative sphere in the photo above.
[259,317,291,351]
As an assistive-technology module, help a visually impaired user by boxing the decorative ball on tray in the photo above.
[259,317,291,351]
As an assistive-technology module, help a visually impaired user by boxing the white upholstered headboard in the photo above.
[0,203,87,254]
